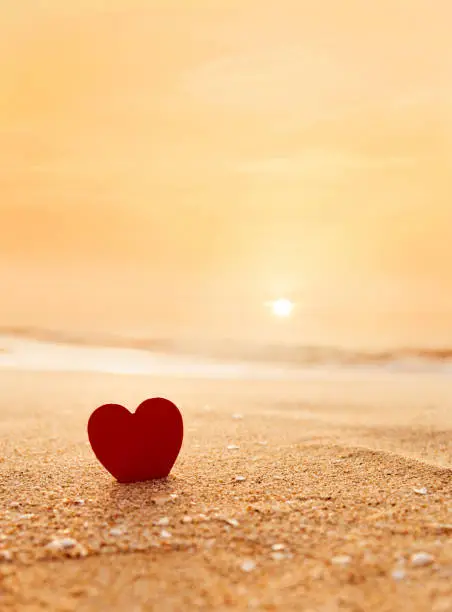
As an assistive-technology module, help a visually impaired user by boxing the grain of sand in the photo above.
[0,370,451,611]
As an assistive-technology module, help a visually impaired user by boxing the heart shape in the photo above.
[87,397,183,483]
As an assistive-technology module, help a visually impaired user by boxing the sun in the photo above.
[270,298,294,318]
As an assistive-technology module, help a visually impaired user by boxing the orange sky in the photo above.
[1,1,452,347]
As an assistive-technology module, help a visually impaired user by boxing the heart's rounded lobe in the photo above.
[87,397,183,483]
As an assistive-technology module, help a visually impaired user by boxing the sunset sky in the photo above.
[1,1,451,347]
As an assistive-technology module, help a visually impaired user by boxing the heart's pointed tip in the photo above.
[116,474,171,484]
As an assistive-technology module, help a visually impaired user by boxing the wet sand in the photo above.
[0,369,451,611]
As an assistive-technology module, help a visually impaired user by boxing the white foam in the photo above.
[0,336,450,381]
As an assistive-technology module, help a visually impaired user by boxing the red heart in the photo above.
[87,397,183,483]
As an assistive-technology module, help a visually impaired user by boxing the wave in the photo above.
[1,325,452,369]
[0,326,172,351]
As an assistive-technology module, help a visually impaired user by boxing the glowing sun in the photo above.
[270,298,294,318]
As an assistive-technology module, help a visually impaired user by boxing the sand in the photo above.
[0,369,451,611]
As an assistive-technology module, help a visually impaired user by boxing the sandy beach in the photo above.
[1,351,451,611]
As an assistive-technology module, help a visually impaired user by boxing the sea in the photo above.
[1,327,451,380]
